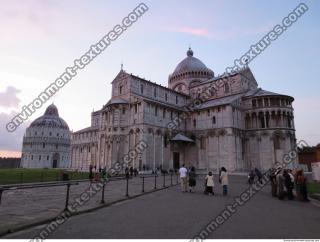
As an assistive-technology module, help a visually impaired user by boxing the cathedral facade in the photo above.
[71,48,296,172]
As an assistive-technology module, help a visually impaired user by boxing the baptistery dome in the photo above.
[30,104,69,130]
[21,104,71,168]
[168,48,214,94]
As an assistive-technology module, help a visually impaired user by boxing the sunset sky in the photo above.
[0,0,319,157]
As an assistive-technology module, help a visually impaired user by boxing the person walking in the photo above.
[179,164,188,192]
[204,171,214,196]
[220,167,229,196]
[188,166,197,193]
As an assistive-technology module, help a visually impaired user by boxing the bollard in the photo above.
[64,183,71,211]
[170,173,173,186]
[125,177,129,197]
[0,189,3,206]
[163,173,166,188]
[154,175,157,190]
[142,176,145,193]
[100,182,106,204]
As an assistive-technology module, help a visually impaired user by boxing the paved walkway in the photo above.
[3,175,320,239]
[0,175,176,235]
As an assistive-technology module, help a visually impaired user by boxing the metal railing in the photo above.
[0,181,79,211]
[0,173,181,212]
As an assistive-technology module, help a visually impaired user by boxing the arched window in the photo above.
[224,82,230,93]
[193,119,196,128]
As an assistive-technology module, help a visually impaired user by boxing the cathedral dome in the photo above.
[173,48,211,74]
[168,48,214,94]
[30,104,69,130]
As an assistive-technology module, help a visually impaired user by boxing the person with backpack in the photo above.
[204,171,214,196]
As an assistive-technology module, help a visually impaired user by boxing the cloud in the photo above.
[0,86,21,109]
[162,23,274,40]
[164,27,211,38]
[0,111,30,156]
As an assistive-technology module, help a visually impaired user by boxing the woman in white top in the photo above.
[220,167,229,196]
[205,171,214,195]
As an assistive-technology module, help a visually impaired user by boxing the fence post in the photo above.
[125,177,129,197]
[163,173,166,188]
[0,189,3,206]
[170,173,173,186]
[64,183,71,211]
[142,176,145,193]
[100,181,106,204]
[154,175,157,190]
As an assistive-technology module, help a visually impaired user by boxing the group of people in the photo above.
[89,164,107,181]
[179,164,229,196]
[269,168,309,202]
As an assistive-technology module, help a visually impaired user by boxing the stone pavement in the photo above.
[0,174,176,236]
[3,175,320,239]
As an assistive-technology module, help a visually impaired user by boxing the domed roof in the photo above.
[172,48,214,76]
[30,104,69,130]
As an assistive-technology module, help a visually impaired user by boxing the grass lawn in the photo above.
[0,168,89,185]
[308,182,320,194]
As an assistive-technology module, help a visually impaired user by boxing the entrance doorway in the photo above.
[52,153,60,168]
[173,152,180,170]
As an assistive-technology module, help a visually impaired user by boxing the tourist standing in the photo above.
[89,164,94,181]
[296,169,309,202]
[188,166,197,193]
[255,168,263,184]
[284,169,294,200]
[129,167,134,177]
[204,171,215,195]
[220,167,229,196]
[269,168,278,197]
[276,169,285,200]
[179,164,188,192]
[248,170,255,185]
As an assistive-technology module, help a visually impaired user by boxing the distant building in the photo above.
[298,144,320,171]
[71,48,297,172]
[21,104,71,168]
[0,158,21,168]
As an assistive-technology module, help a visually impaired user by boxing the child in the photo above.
[204,171,214,195]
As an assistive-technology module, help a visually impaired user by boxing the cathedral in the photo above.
[71,48,296,172]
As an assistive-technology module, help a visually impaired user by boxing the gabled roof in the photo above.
[171,133,194,142]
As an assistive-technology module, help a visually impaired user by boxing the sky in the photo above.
[0,0,319,157]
